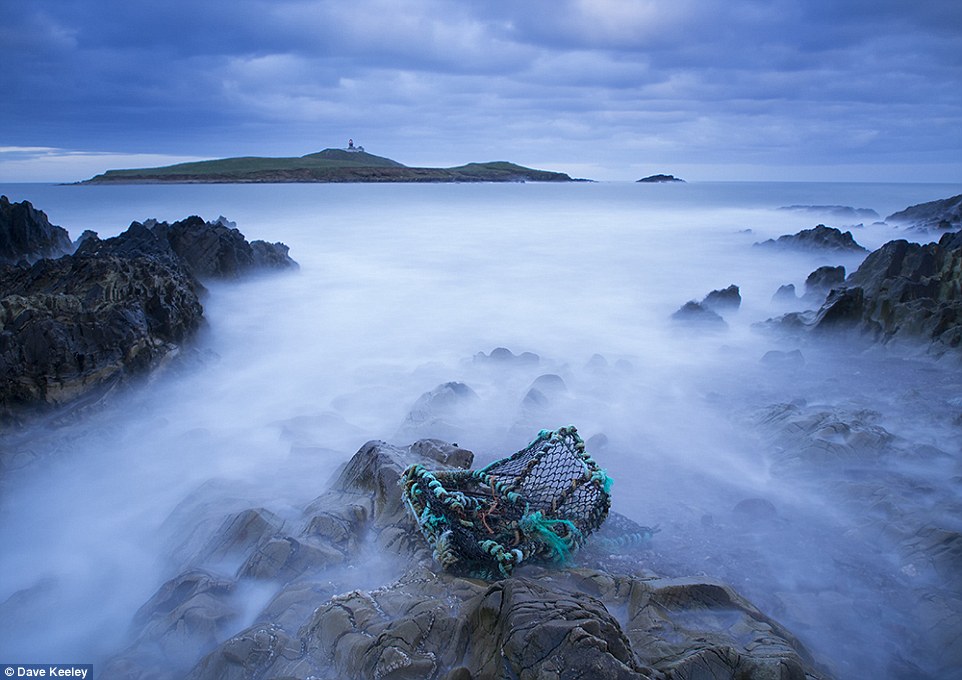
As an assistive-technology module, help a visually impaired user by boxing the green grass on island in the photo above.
[81,148,576,184]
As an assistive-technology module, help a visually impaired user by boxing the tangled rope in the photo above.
[401,426,612,579]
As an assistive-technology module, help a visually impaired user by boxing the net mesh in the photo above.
[401,426,612,579]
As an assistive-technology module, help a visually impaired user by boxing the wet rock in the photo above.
[772,283,798,303]
[702,284,741,312]
[398,381,480,442]
[754,225,868,253]
[804,265,845,300]
[0,246,204,423]
[110,436,829,680]
[0,210,299,425]
[671,301,727,328]
[886,193,962,232]
[0,196,73,265]
[812,233,962,351]
[103,570,239,679]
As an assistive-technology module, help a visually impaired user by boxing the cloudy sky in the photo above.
[2,0,960,182]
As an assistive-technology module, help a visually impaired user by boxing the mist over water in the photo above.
[1,181,960,676]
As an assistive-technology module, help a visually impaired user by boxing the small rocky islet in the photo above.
[3,192,962,678]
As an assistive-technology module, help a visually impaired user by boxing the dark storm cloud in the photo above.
[1,0,960,180]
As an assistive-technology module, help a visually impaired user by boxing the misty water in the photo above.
[1,180,960,677]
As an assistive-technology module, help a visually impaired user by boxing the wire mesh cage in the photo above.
[401,426,612,579]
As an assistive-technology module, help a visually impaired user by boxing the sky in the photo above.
[1,0,961,183]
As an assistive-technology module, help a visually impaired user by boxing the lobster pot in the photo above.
[401,426,612,579]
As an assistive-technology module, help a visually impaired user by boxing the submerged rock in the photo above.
[671,300,727,328]
[754,225,868,253]
[107,437,829,680]
[0,196,73,265]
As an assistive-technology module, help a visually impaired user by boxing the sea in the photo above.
[1,180,960,677]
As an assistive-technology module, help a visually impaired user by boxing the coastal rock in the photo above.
[778,205,880,220]
[804,265,846,300]
[105,437,826,680]
[0,196,73,265]
[397,381,480,442]
[885,193,962,232]
[702,284,741,312]
[772,283,798,303]
[814,232,962,350]
[0,248,204,423]
[754,225,868,253]
[0,209,298,424]
[760,231,962,353]
[671,301,727,328]
[145,216,297,279]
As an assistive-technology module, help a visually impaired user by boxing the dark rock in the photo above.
[754,225,868,253]
[886,193,962,232]
[702,284,741,312]
[671,301,727,328]
[110,437,828,680]
[779,205,880,220]
[637,174,685,183]
[156,216,297,279]
[0,196,73,265]
[815,233,962,350]
[0,248,204,423]
[804,265,846,299]
[0,211,299,424]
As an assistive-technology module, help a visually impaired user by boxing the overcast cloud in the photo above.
[1,0,960,181]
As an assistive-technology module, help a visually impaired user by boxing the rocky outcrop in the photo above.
[702,284,741,312]
[803,265,845,301]
[671,301,726,327]
[886,193,962,232]
[0,196,73,265]
[0,237,204,422]
[0,210,298,424]
[754,225,867,253]
[671,286,740,328]
[105,438,828,680]
[145,216,298,278]
[810,232,962,351]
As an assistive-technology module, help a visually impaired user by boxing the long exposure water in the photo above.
[1,180,959,677]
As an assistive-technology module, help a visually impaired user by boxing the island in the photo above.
[80,145,577,184]
[637,174,685,183]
